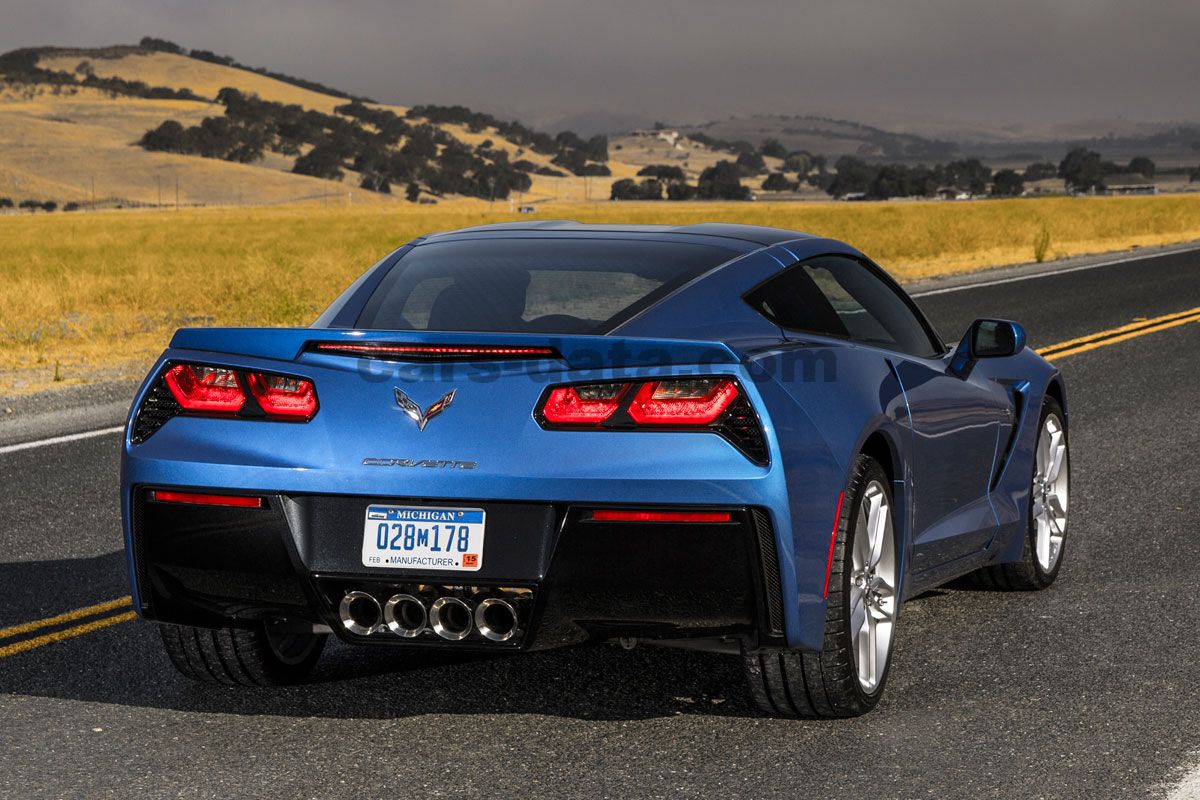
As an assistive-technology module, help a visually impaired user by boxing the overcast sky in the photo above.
[2,0,1197,133]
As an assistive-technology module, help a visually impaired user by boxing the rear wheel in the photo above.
[159,620,326,686]
[971,396,1068,590]
[744,455,899,717]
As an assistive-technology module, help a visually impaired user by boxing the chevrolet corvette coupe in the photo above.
[121,222,1070,717]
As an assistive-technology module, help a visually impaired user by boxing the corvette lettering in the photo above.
[362,458,477,469]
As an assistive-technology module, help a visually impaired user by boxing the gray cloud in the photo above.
[1,0,1197,131]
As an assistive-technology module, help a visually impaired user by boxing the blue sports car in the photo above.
[121,222,1070,717]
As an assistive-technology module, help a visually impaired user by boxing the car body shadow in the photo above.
[0,552,760,721]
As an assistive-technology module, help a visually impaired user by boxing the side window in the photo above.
[744,261,851,339]
[746,255,942,357]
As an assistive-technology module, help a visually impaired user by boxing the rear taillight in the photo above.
[246,372,318,420]
[132,362,319,443]
[164,364,245,413]
[540,383,630,425]
[535,376,767,464]
[627,378,739,425]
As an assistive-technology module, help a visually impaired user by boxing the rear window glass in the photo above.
[355,238,738,334]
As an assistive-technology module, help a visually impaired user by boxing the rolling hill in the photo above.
[677,113,1200,170]
[0,42,676,209]
[3,40,1195,213]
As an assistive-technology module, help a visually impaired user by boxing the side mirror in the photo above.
[971,319,1025,358]
[949,319,1026,378]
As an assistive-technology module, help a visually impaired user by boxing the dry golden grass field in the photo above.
[2,194,1200,395]
[0,83,389,208]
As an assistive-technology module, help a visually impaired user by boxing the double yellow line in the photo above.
[0,596,135,659]
[1038,305,1200,360]
[1,305,1198,661]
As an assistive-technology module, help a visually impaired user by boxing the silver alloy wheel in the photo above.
[849,480,897,693]
[1033,414,1069,572]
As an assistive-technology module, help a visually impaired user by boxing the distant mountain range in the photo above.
[1,39,1196,211]
[539,109,1200,169]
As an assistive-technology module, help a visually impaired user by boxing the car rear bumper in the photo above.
[128,488,788,653]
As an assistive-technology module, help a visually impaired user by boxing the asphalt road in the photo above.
[2,247,1199,799]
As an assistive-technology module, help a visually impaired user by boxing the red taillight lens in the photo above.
[150,491,264,508]
[163,364,245,413]
[540,383,630,425]
[246,372,318,419]
[627,378,739,425]
[534,376,766,463]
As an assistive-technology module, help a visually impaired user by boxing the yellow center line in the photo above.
[0,596,132,642]
[0,611,138,659]
[1037,305,1200,360]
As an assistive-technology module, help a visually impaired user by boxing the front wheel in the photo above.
[744,454,899,717]
[159,620,326,686]
[971,396,1069,590]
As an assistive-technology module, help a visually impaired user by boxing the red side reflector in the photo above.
[163,364,245,413]
[823,491,846,598]
[627,378,739,425]
[589,509,732,523]
[540,384,630,425]
[246,372,318,419]
[313,343,558,359]
[150,491,264,508]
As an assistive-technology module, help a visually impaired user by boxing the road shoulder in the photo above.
[905,239,1200,296]
[0,381,136,448]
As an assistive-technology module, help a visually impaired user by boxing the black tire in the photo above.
[159,621,326,687]
[744,454,898,718]
[969,396,1068,591]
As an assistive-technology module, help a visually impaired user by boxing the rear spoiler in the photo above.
[168,328,742,369]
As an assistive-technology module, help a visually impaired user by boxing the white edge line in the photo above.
[910,245,1200,298]
[0,426,124,455]
[1167,759,1200,800]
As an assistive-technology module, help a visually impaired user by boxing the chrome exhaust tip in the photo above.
[429,596,473,641]
[383,594,428,638]
[475,597,520,642]
[338,590,382,636]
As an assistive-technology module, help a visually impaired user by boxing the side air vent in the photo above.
[130,379,182,444]
[751,508,785,636]
[129,489,151,615]
[712,394,769,466]
[991,388,1025,490]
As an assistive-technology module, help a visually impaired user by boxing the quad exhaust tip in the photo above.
[475,597,519,642]
[337,587,527,642]
[383,594,428,638]
[339,590,382,636]
[429,596,474,641]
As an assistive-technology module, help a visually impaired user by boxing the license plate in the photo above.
[361,505,485,571]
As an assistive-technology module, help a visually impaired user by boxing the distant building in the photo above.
[1025,179,1066,196]
[630,129,682,148]
[936,187,971,200]
[1102,174,1157,195]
